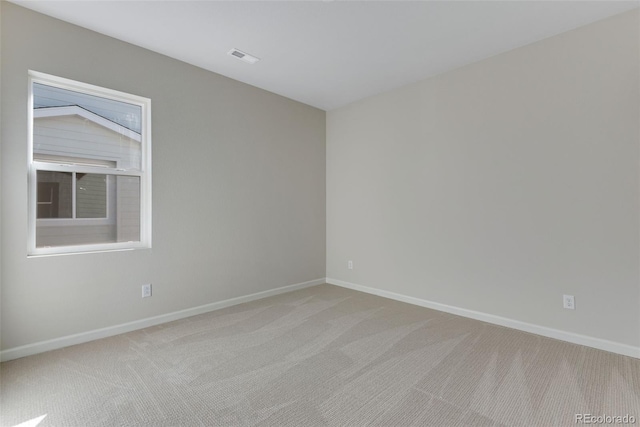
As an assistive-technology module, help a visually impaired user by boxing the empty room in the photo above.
[1,1,639,426]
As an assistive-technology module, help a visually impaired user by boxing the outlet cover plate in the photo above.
[563,294,575,310]
[142,284,152,298]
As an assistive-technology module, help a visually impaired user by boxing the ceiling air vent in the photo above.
[227,48,260,64]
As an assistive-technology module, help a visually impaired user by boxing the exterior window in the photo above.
[28,71,151,256]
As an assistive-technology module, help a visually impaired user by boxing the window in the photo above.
[28,71,151,256]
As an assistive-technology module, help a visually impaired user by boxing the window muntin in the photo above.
[28,72,151,256]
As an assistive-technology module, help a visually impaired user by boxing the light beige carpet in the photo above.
[1,284,639,426]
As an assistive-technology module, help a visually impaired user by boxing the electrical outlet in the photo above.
[142,284,152,298]
[348,260,353,270]
[563,295,575,310]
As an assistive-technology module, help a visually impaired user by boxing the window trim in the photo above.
[28,71,152,256]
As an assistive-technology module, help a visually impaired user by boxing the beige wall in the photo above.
[1,3,326,351]
[327,10,640,348]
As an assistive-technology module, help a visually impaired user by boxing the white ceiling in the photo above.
[10,1,639,111]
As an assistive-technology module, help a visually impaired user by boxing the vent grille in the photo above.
[228,49,260,64]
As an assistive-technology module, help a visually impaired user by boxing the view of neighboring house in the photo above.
[33,85,142,247]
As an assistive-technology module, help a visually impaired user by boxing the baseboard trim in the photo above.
[0,278,326,362]
[326,278,640,359]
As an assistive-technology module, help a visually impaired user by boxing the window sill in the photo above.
[28,243,150,258]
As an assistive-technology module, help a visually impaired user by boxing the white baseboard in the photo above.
[0,278,326,362]
[326,278,640,359]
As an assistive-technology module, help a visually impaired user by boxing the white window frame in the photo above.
[28,71,152,256]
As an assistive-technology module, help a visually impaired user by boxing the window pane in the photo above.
[33,83,142,170]
[37,171,72,218]
[35,173,140,248]
[76,174,107,218]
